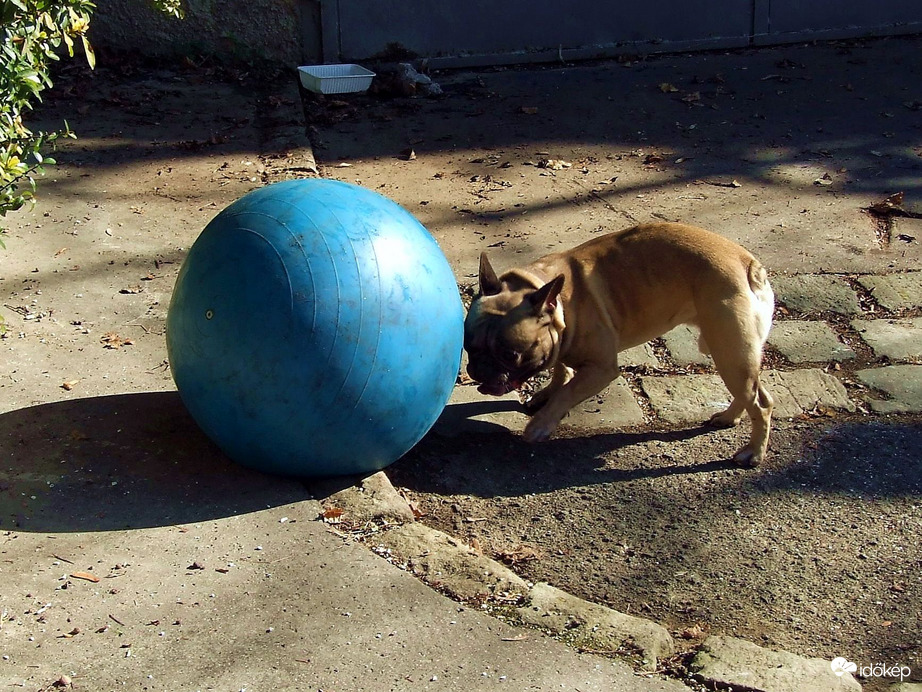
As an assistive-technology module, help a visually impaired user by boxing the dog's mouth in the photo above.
[477,380,521,396]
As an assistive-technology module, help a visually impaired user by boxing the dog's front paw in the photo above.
[707,409,741,428]
[523,411,559,443]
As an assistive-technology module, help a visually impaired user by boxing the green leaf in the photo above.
[81,34,95,69]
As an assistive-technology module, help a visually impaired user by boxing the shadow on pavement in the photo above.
[397,398,739,498]
[753,418,922,499]
[403,401,922,501]
[0,392,310,533]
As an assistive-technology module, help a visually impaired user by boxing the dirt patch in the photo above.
[389,413,922,690]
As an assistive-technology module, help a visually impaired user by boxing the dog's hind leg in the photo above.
[709,370,773,467]
[699,300,774,466]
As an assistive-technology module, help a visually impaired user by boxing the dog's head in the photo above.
[463,253,564,396]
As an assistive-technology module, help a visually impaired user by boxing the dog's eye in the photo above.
[500,348,520,366]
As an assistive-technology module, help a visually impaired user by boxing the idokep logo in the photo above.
[831,656,912,681]
[830,657,857,677]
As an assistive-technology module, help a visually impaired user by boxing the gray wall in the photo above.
[89,0,922,68]
[323,0,922,67]
[90,0,303,66]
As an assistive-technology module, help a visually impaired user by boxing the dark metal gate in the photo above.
[309,0,922,66]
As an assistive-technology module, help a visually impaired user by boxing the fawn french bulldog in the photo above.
[463,222,774,466]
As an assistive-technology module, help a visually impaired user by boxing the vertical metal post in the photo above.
[320,0,340,63]
[751,0,772,44]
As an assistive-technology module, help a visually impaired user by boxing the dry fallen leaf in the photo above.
[659,82,679,93]
[101,332,134,349]
[61,380,80,391]
[321,506,345,524]
[868,191,905,214]
[681,624,706,639]
[71,571,100,583]
[538,158,572,171]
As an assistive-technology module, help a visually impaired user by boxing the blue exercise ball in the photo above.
[166,179,463,477]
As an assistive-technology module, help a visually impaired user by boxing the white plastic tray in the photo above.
[298,64,376,94]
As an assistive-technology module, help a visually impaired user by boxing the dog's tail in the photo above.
[747,259,774,346]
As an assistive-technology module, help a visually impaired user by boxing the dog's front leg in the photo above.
[524,363,574,414]
[522,363,618,442]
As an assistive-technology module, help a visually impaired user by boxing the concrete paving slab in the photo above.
[642,369,855,424]
[851,317,922,361]
[768,320,856,363]
[857,272,922,311]
[662,324,712,367]
[1,506,689,692]
[376,522,530,603]
[620,343,660,368]
[640,373,730,424]
[771,274,861,315]
[563,378,647,430]
[690,635,861,692]
[763,369,856,418]
[856,365,922,414]
[316,470,416,525]
[517,582,674,671]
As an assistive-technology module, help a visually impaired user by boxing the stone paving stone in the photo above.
[563,378,647,430]
[771,274,862,315]
[856,365,922,414]
[763,369,856,418]
[640,373,731,424]
[662,324,712,367]
[620,343,659,368]
[690,635,861,692]
[857,272,922,311]
[851,317,922,360]
[642,369,855,424]
[767,320,856,363]
[378,522,530,602]
[517,582,674,671]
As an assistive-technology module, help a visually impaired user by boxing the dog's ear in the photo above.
[527,274,565,315]
[478,252,503,296]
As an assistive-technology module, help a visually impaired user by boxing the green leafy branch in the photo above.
[0,0,183,244]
